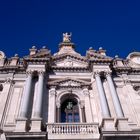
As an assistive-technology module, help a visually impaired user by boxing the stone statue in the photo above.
[63,32,72,42]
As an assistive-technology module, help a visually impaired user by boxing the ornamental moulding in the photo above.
[47,78,91,89]
[51,66,89,72]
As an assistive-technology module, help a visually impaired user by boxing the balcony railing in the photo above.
[46,123,99,139]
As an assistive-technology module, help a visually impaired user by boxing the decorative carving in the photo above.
[26,70,33,76]
[38,70,45,76]
[133,85,140,91]
[104,71,112,77]
[48,78,90,89]
[83,88,89,96]
[63,32,72,42]
[64,60,73,67]
[79,100,85,108]
[5,78,14,84]
[123,79,131,85]
[49,87,56,97]
[133,84,140,95]
[94,71,100,77]
[56,100,61,108]
[122,75,131,85]
[0,51,5,60]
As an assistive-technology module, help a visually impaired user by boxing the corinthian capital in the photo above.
[104,70,112,77]
[26,70,33,76]
[83,88,90,96]
[93,71,100,77]
[49,86,56,97]
[38,70,45,76]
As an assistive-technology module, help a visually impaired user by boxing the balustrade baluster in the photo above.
[56,125,58,134]
[67,125,69,134]
[69,125,72,134]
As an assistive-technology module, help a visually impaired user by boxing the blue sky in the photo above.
[0,0,140,58]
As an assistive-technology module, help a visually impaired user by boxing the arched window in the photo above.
[61,99,80,123]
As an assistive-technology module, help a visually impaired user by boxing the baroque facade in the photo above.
[0,33,140,140]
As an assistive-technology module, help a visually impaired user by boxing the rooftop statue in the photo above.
[63,32,72,42]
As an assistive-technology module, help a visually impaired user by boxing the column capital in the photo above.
[38,70,45,76]
[104,70,112,77]
[26,70,33,76]
[82,88,90,96]
[49,87,56,97]
[93,71,101,78]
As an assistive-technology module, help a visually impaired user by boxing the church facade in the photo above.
[0,33,140,140]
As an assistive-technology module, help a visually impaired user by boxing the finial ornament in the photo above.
[63,32,72,42]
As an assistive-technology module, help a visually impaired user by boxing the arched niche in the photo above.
[56,90,86,123]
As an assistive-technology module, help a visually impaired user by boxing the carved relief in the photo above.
[127,52,140,67]
[48,78,90,89]
[133,84,140,95]
[49,87,56,97]
[0,51,5,60]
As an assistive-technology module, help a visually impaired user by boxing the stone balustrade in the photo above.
[46,123,99,135]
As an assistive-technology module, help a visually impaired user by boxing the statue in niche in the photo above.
[63,32,72,42]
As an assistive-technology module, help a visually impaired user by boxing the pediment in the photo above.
[52,53,88,67]
[48,78,90,88]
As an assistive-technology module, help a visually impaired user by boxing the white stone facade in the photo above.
[0,35,140,140]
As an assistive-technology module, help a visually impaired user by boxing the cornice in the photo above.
[23,57,50,62]
[50,66,89,72]
[89,58,112,64]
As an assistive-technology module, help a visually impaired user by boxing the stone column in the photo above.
[79,101,86,122]
[31,71,44,132]
[15,71,33,131]
[20,71,33,118]
[48,87,56,123]
[95,72,110,117]
[106,72,124,117]
[83,88,93,123]
[56,102,60,123]
[0,78,14,128]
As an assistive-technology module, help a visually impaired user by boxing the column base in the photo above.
[115,118,131,131]
[30,118,42,132]
[101,118,116,131]
[15,118,29,132]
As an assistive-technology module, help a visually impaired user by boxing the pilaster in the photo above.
[15,71,33,132]
[30,71,45,132]
[48,86,56,123]
[105,71,124,118]
[94,71,110,118]
[83,88,93,123]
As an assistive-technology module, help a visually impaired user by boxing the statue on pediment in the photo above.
[63,32,72,42]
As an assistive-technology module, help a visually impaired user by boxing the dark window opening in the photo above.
[61,99,80,123]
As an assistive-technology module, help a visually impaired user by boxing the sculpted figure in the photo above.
[63,32,72,42]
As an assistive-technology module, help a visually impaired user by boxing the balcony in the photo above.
[46,123,100,140]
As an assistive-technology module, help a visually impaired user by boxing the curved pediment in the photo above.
[48,77,91,88]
